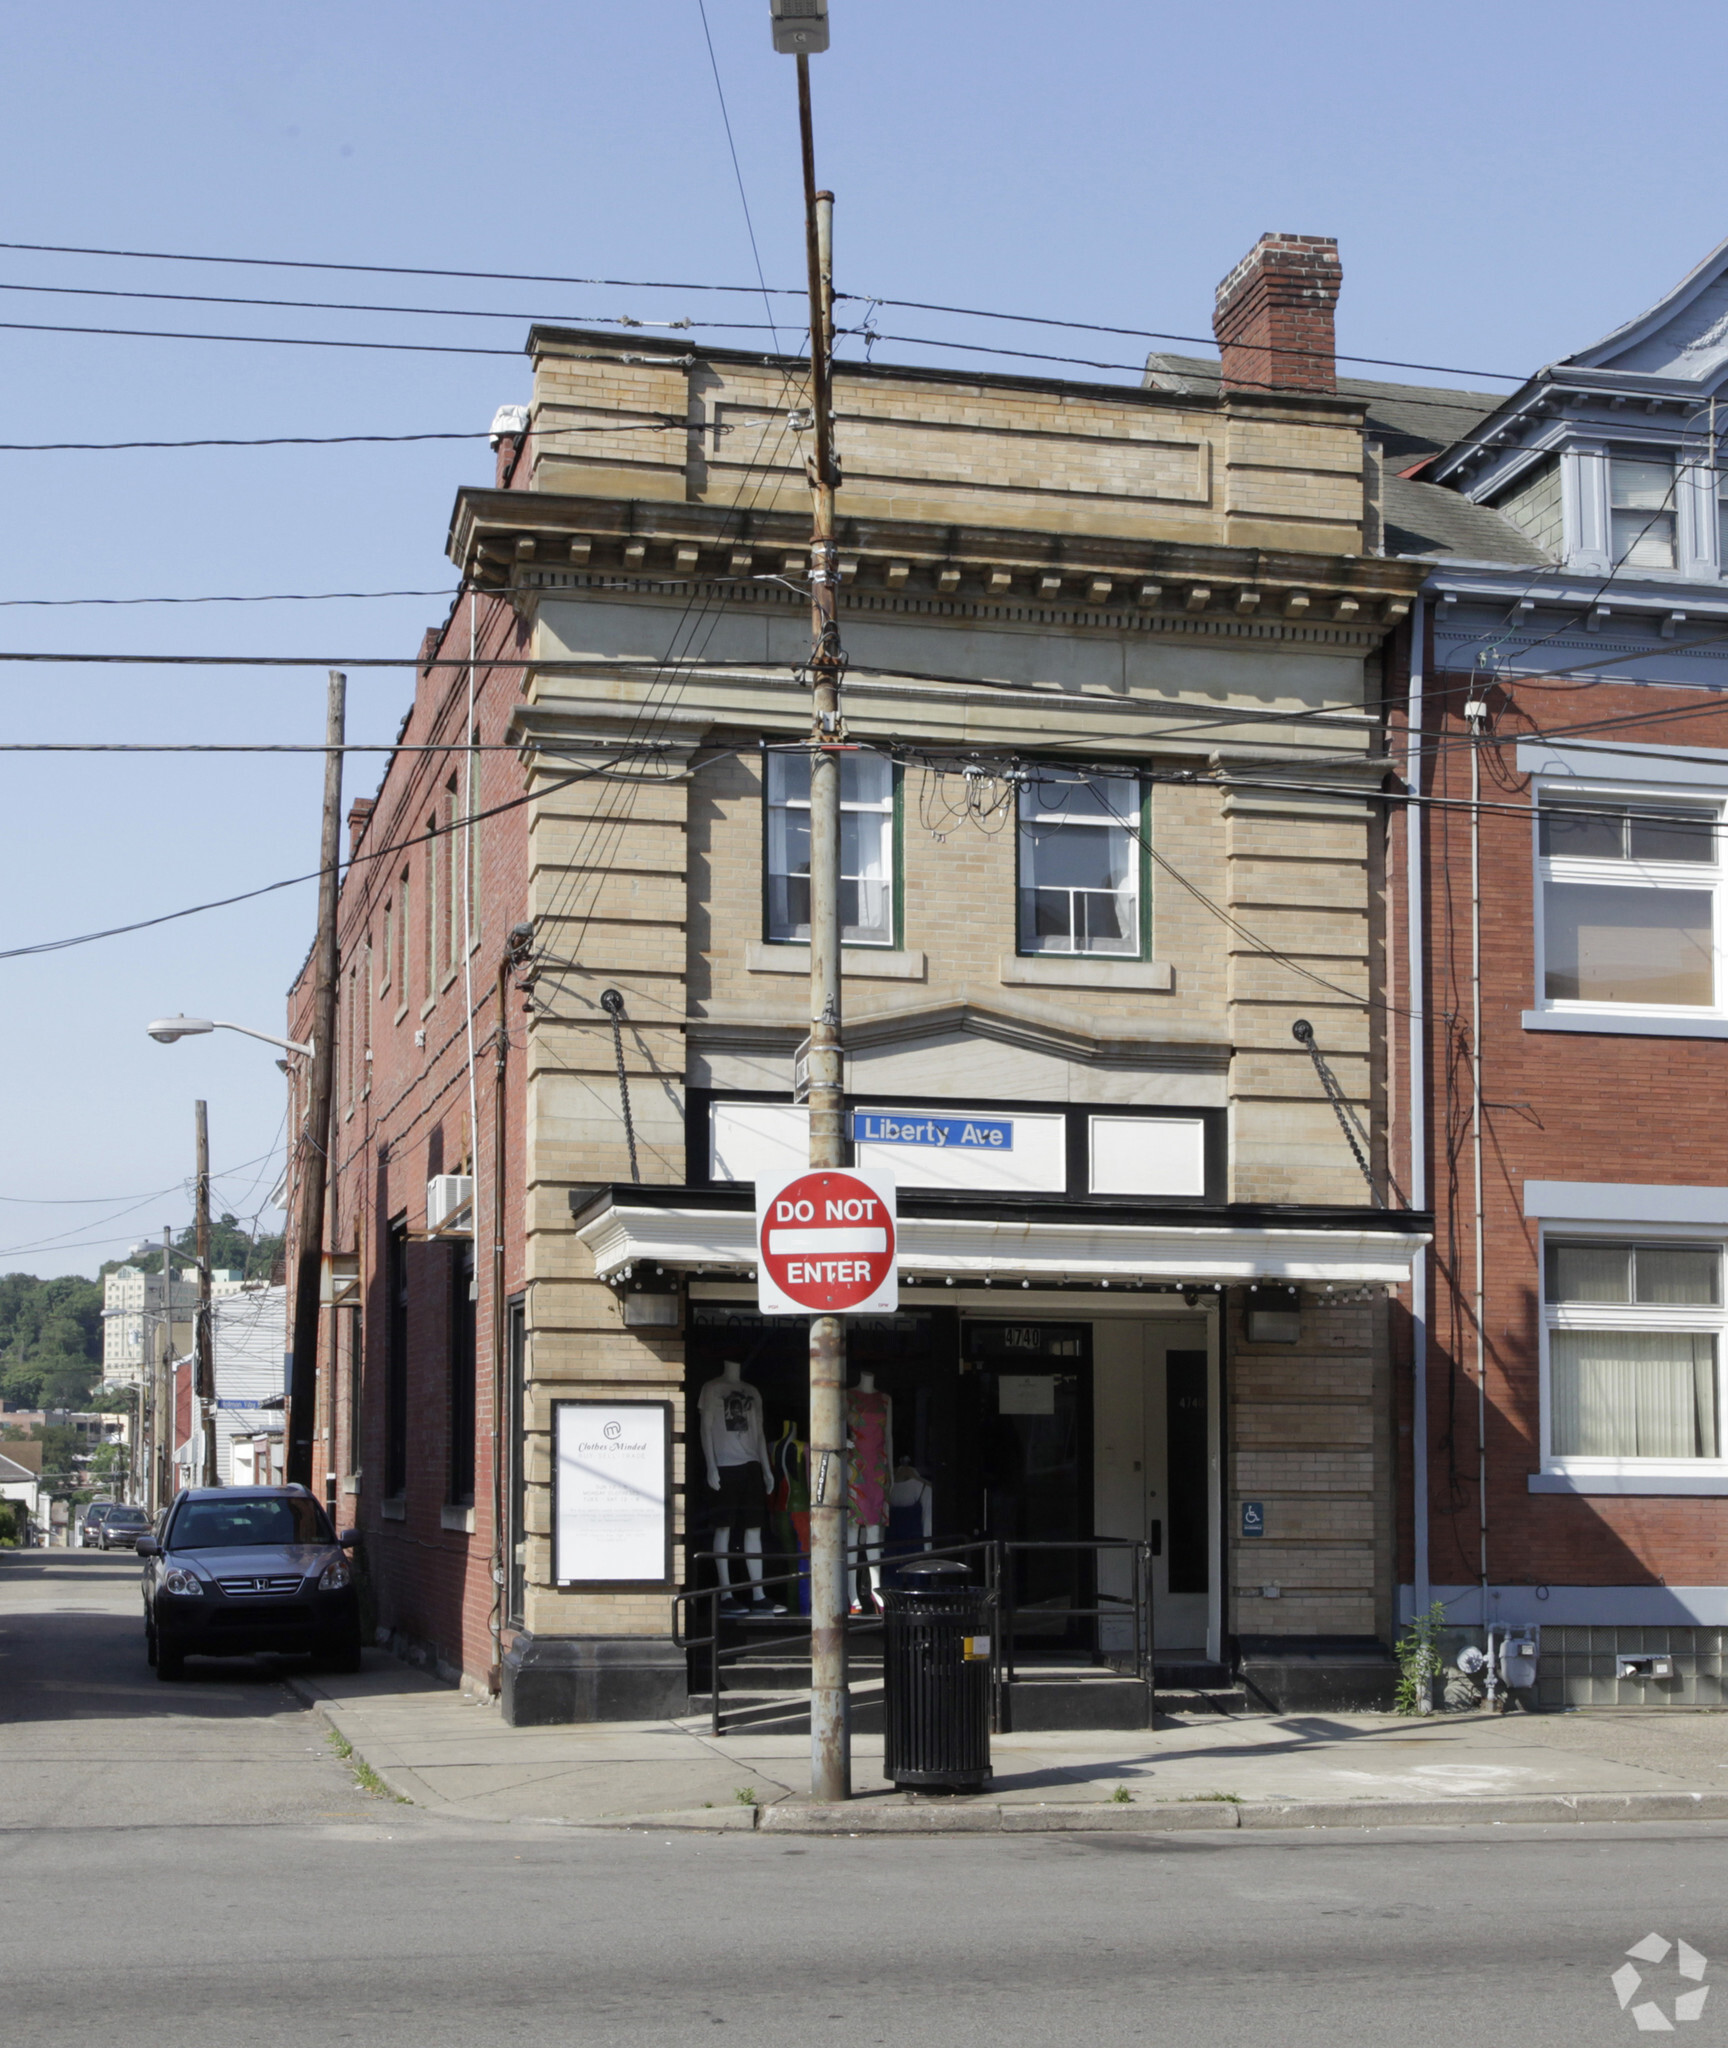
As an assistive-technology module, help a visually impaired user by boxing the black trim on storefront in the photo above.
[685,1088,1231,1207]
[571,1179,1432,1236]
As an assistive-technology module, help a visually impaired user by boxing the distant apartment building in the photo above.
[101,1263,246,1388]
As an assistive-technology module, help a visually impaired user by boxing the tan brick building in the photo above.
[296,233,1428,1721]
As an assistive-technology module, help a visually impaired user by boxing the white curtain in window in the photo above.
[1551,1330,1718,1457]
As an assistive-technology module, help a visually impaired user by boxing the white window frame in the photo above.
[763,750,896,948]
[1539,1221,1728,1482]
[1016,768,1145,959]
[1531,777,1725,1024]
[1607,447,1678,571]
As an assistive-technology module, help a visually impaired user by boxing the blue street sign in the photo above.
[1240,1500,1265,1538]
[852,1111,1014,1152]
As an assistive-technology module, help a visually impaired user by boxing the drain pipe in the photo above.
[1464,685,1492,1681]
[1406,598,1431,1656]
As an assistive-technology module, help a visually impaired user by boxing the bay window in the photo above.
[1017,769,1144,956]
[1544,1239,1723,1467]
[765,749,896,946]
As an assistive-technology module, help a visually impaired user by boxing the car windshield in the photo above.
[169,1497,332,1549]
[107,1509,149,1526]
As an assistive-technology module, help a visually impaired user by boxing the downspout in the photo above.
[1464,684,1491,1678]
[1407,597,1430,1640]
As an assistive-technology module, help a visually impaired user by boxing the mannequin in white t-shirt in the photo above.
[698,1358,781,1613]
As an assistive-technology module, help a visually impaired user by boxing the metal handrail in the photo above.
[674,1534,1152,1736]
[995,1538,1154,1729]
[674,1538,995,1736]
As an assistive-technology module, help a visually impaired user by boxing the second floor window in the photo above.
[765,750,895,945]
[1018,769,1142,956]
[1538,796,1718,1010]
[1609,452,1676,570]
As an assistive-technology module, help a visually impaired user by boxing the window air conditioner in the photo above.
[426,1175,475,1236]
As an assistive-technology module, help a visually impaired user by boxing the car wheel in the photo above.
[145,1622,157,1668]
[156,1647,184,1682]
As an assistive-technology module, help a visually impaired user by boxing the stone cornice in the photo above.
[449,488,1420,640]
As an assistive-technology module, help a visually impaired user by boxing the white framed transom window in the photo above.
[1542,1233,1724,1477]
[1535,787,1722,1017]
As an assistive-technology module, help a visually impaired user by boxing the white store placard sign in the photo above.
[553,1400,672,1586]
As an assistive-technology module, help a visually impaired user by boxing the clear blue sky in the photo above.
[3,0,1724,1279]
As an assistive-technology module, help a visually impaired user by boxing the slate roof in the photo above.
[1142,352,1546,566]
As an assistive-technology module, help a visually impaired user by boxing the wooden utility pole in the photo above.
[194,1099,217,1487]
[287,670,345,1488]
[793,48,851,1805]
[155,1224,173,1513]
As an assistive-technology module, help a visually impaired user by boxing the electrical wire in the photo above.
[696,0,781,356]
[0,420,685,453]
[0,236,808,298]
[0,233,1541,386]
[0,588,458,610]
[0,744,686,962]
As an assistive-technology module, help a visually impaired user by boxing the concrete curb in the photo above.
[286,1677,427,1811]
[602,1790,1728,1835]
[283,1680,1728,1839]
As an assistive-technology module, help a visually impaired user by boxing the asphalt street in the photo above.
[3,1550,1723,2048]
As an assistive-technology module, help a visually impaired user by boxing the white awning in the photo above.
[574,1200,1427,1287]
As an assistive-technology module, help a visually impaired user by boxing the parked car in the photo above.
[78,1501,117,1548]
[138,1486,362,1682]
[99,1505,153,1551]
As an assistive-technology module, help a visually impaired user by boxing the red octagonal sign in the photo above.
[756,1164,898,1316]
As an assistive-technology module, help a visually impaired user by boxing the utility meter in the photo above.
[1498,1631,1539,1689]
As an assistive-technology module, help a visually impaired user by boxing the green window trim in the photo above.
[759,742,903,950]
[1013,764,1152,962]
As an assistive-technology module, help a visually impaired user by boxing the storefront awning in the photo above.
[570,1186,1429,1287]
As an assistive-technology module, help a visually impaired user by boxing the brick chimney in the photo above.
[1213,233,1341,394]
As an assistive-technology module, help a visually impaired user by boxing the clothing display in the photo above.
[847,1385,892,1527]
[698,1372,772,1489]
[713,1461,769,1530]
[884,1467,934,1585]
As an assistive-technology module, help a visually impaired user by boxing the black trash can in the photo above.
[881,1556,992,1792]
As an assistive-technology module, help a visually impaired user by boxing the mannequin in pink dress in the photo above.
[847,1370,892,1613]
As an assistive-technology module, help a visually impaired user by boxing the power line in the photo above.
[0,744,690,962]
[0,419,687,453]
[695,0,781,355]
[0,277,748,329]
[0,233,1536,386]
[0,588,457,610]
[0,236,807,297]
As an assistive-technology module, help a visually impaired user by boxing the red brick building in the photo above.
[1384,238,1728,1705]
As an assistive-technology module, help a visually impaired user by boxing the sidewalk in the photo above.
[288,1657,1728,1834]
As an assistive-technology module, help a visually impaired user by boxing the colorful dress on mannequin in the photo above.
[847,1386,891,1530]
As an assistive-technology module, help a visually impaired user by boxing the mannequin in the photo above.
[846,1369,892,1613]
[698,1358,783,1614]
[884,1457,934,1587]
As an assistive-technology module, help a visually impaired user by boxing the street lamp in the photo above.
[146,1015,313,1059]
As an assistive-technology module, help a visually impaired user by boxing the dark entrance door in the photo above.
[959,1320,1093,1654]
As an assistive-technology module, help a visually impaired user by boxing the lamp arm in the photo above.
[211,1020,314,1059]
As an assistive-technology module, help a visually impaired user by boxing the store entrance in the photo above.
[683,1306,1095,1644]
[959,1320,1093,1653]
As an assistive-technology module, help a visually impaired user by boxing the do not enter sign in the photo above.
[756,1164,898,1315]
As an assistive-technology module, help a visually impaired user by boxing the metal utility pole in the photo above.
[288,670,345,1488]
[774,0,848,1803]
[194,1100,217,1487]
